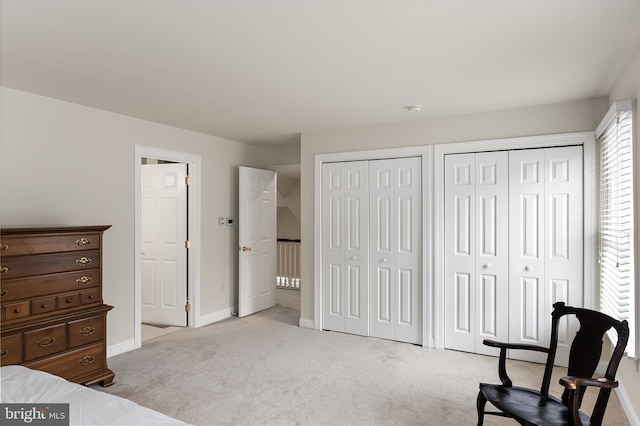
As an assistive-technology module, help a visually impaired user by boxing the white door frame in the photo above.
[134,145,202,349]
[314,146,433,347]
[433,131,597,350]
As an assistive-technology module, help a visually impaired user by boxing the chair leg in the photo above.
[476,391,487,426]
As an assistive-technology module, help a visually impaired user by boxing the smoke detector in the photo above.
[406,105,422,113]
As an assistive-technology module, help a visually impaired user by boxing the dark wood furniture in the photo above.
[477,302,629,426]
[0,226,114,386]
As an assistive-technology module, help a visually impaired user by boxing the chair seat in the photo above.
[479,383,591,426]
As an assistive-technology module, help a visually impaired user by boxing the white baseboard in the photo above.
[616,379,640,426]
[299,317,314,329]
[107,339,135,358]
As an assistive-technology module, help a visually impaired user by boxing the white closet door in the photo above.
[370,158,422,344]
[508,149,547,362]
[444,154,477,352]
[322,161,370,336]
[544,146,583,364]
[508,146,583,365]
[475,152,510,353]
[444,152,509,354]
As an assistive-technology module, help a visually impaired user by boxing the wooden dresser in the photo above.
[0,226,114,386]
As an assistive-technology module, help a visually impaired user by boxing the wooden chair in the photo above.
[477,302,629,426]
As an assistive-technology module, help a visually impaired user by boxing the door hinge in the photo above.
[185,240,191,249]
[185,176,191,185]
[185,302,191,312]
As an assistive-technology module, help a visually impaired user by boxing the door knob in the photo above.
[525,265,532,272]
[241,246,252,252]
[381,258,388,262]
[351,256,357,261]
[483,263,491,269]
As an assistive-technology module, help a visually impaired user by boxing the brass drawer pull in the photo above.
[79,355,94,366]
[87,295,95,300]
[66,298,73,304]
[41,304,48,308]
[14,308,21,314]
[1,349,7,358]
[76,238,92,247]
[0,243,8,250]
[76,276,93,286]
[76,257,92,266]
[0,266,8,274]
[0,289,7,297]
[37,336,56,348]
[80,326,95,336]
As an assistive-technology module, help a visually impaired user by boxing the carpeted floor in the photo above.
[97,290,629,425]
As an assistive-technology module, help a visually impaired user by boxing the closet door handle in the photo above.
[525,265,532,272]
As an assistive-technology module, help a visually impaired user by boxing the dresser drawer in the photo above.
[0,233,101,257]
[0,250,100,279]
[31,296,57,315]
[0,333,23,365]
[68,316,104,348]
[57,293,81,309]
[80,288,100,305]
[26,343,106,383]
[4,301,30,320]
[0,270,100,303]
[24,324,67,361]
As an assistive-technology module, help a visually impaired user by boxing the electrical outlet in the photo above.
[226,217,234,226]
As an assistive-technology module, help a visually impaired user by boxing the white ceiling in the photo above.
[2,0,640,145]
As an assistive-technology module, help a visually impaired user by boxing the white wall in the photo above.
[608,46,640,425]
[0,87,296,351]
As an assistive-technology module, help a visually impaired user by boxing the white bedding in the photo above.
[0,366,188,425]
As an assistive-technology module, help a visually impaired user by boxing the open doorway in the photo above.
[134,146,202,349]
[140,158,188,343]
[269,163,301,324]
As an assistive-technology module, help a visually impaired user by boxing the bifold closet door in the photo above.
[322,157,422,344]
[444,146,583,365]
[444,152,509,355]
[508,146,583,365]
[322,161,370,336]
[370,157,422,344]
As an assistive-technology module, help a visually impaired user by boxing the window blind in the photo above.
[597,99,635,358]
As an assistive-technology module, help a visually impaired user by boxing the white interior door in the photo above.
[322,161,370,336]
[444,152,509,355]
[370,158,422,344]
[141,163,188,326]
[238,166,277,318]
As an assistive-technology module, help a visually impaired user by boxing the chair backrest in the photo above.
[539,302,629,423]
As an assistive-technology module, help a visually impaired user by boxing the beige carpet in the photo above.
[98,290,629,425]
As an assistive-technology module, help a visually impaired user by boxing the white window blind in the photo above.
[597,99,635,358]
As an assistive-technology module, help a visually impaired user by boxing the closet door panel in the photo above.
[370,158,422,344]
[370,160,396,340]
[444,154,477,352]
[475,152,509,354]
[322,162,369,336]
[544,146,583,363]
[509,150,546,363]
[394,158,422,344]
